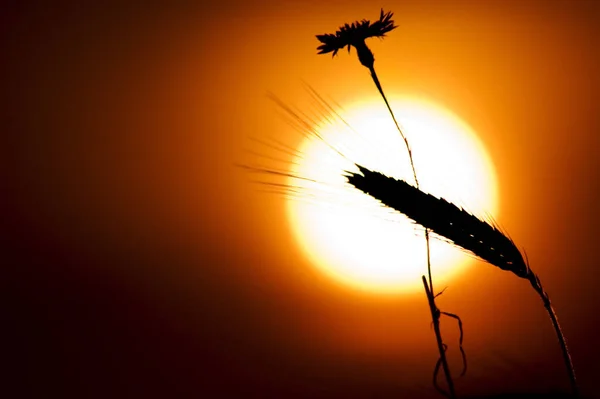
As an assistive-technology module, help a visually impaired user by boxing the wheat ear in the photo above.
[345,163,579,397]
[346,164,529,278]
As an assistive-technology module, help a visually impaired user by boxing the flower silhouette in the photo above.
[315,9,414,185]
[316,9,397,69]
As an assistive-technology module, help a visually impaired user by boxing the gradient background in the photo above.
[3,1,599,397]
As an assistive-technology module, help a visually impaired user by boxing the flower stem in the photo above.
[368,63,455,398]
[367,66,419,188]
[423,276,456,399]
[367,65,433,286]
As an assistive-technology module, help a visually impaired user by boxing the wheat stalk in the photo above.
[345,163,579,398]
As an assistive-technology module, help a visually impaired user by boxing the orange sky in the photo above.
[4,1,600,397]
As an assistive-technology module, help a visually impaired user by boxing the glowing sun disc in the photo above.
[287,97,498,294]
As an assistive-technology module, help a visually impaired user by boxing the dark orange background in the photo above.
[3,1,599,397]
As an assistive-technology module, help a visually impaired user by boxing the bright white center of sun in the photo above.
[287,97,498,294]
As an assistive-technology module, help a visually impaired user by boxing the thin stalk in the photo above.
[369,64,455,398]
[529,274,579,398]
[367,66,419,189]
[423,276,456,399]
[367,65,436,291]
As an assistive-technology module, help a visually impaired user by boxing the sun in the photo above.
[286,96,499,294]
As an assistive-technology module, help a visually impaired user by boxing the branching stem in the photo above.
[423,276,456,399]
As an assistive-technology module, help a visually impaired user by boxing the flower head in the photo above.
[316,9,397,58]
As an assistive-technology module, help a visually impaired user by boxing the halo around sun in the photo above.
[286,96,499,294]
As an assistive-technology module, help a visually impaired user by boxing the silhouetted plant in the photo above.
[346,164,579,398]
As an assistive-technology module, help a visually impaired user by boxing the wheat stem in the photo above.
[529,273,579,398]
